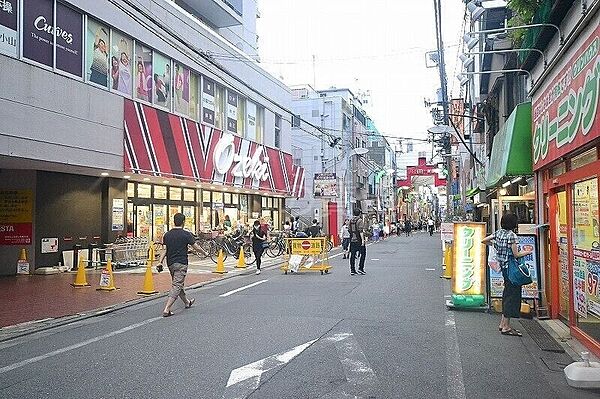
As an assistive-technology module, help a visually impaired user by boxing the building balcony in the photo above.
[173,0,243,28]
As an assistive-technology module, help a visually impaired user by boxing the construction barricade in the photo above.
[280,237,331,275]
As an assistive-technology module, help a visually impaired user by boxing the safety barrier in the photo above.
[280,237,331,275]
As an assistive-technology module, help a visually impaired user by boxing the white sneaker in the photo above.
[256,269,261,275]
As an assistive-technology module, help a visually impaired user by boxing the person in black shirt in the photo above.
[251,220,267,275]
[308,219,322,237]
[158,213,204,317]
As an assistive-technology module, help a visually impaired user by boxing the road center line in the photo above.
[445,311,466,399]
[219,279,268,297]
[0,317,161,375]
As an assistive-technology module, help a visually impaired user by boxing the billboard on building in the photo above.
[110,30,132,96]
[22,0,54,67]
[202,77,215,125]
[227,90,238,133]
[0,0,18,57]
[134,42,152,102]
[152,52,170,108]
[55,3,82,77]
[313,173,337,198]
[85,18,109,87]
[0,190,33,245]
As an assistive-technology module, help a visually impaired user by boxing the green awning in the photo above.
[465,187,480,197]
[486,102,533,188]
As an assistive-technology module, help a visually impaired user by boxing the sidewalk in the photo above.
[0,252,287,332]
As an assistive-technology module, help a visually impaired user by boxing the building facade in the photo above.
[0,0,304,275]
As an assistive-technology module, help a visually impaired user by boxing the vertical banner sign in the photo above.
[451,222,486,307]
[202,77,215,125]
[22,0,54,67]
[112,198,125,231]
[532,24,600,170]
[110,30,133,96]
[246,100,257,141]
[86,18,109,87]
[55,3,82,77]
[227,91,238,133]
[0,190,33,245]
[0,0,17,57]
[489,234,540,299]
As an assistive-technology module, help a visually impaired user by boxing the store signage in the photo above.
[213,133,269,181]
[452,222,486,296]
[440,222,453,242]
[22,0,54,67]
[532,25,600,170]
[41,237,59,253]
[0,0,17,57]
[55,3,82,77]
[0,190,33,245]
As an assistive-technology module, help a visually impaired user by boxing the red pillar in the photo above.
[328,201,339,246]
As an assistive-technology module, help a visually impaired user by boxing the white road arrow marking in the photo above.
[223,339,317,399]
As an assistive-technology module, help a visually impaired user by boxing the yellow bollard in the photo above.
[71,256,91,287]
[138,243,158,295]
[236,247,247,269]
[440,244,453,279]
[213,249,228,274]
[97,259,118,291]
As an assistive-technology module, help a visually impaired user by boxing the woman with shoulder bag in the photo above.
[482,213,533,337]
[251,220,268,275]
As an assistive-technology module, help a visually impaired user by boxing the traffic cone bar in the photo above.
[97,259,118,291]
[236,247,247,269]
[213,249,228,274]
[71,256,91,287]
[138,242,158,295]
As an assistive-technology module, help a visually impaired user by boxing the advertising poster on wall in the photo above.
[173,63,189,114]
[489,234,540,299]
[227,91,238,133]
[0,0,18,57]
[110,30,132,95]
[246,100,257,141]
[0,190,33,245]
[152,52,170,108]
[451,222,486,307]
[22,0,54,67]
[313,173,337,197]
[55,3,82,77]
[189,72,198,119]
[134,42,152,102]
[85,18,109,87]
[112,198,125,231]
[202,77,215,125]
[41,237,59,253]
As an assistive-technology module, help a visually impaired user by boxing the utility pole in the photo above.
[433,0,452,220]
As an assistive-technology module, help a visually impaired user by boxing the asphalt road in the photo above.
[0,233,595,398]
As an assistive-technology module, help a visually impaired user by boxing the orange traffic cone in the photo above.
[137,257,158,295]
[236,247,247,269]
[213,250,228,274]
[97,259,118,291]
[71,256,91,287]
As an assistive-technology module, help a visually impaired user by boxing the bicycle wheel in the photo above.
[243,243,255,265]
[266,240,279,258]
[191,240,211,260]
[210,244,228,263]
[326,240,333,252]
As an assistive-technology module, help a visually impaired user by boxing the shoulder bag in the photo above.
[507,253,532,286]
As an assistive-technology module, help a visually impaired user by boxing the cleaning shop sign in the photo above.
[452,223,486,297]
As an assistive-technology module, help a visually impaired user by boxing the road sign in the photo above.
[301,240,311,250]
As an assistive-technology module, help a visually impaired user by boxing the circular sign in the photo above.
[301,240,311,250]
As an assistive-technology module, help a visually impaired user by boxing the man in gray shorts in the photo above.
[157,212,203,317]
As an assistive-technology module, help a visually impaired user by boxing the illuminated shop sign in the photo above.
[452,222,486,297]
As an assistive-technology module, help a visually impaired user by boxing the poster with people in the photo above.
[152,52,170,108]
[202,77,215,125]
[22,0,54,67]
[85,18,109,87]
[227,90,238,133]
[0,0,18,57]
[173,62,189,115]
[110,30,132,96]
[55,3,82,77]
[134,42,152,102]
[189,72,199,119]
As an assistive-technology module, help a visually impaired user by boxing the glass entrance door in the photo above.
[153,204,167,243]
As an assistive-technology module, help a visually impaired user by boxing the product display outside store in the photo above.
[489,234,540,299]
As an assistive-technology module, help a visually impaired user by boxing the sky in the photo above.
[257,0,467,143]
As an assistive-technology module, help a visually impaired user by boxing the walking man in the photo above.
[428,217,435,236]
[157,212,202,317]
[348,208,366,275]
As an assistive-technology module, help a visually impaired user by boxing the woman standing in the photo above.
[251,220,267,275]
[340,219,351,259]
[483,213,533,337]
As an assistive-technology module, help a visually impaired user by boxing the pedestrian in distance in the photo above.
[348,209,366,275]
[428,217,435,236]
[340,219,351,259]
[157,212,202,317]
[251,220,268,275]
[308,219,322,237]
[482,212,533,337]
[404,219,412,237]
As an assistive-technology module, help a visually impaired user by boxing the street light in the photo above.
[462,33,478,50]
[457,68,533,86]
[460,48,547,68]
[466,1,507,22]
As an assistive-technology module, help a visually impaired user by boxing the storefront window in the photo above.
[154,185,167,200]
[202,190,211,203]
[170,187,182,200]
[224,193,232,204]
[572,177,600,341]
[127,202,134,237]
[136,205,151,239]
[232,193,239,205]
[262,197,267,207]
[169,205,182,222]
[127,183,135,198]
[138,184,151,198]
[183,188,195,202]
[201,206,211,231]
[153,204,167,243]
[213,192,223,204]
[183,205,195,232]
[552,163,566,177]
[571,148,598,170]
